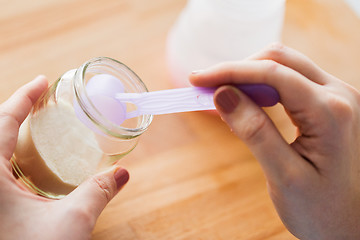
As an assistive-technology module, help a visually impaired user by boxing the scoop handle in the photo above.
[235,84,280,107]
[116,84,279,118]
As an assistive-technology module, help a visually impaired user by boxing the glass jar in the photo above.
[167,0,286,87]
[11,57,153,199]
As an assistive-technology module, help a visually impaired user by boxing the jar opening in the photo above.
[73,57,153,139]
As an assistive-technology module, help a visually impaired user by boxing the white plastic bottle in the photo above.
[167,0,286,87]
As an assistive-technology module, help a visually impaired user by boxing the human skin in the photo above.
[190,43,360,239]
[0,75,129,240]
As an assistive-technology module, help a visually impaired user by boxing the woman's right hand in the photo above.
[190,43,360,240]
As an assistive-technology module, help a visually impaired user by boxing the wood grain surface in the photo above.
[1,0,359,239]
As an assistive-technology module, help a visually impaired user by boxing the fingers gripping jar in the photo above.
[11,57,152,199]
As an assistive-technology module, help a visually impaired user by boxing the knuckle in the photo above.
[211,61,240,80]
[237,112,267,144]
[345,84,360,110]
[265,42,286,58]
[91,175,113,203]
[261,59,280,75]
[326,94,354,123]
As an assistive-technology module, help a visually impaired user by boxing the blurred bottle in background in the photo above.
[344,0,360,18]
[167,0,286,87]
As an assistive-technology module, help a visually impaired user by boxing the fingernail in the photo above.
[191,70,203,75]
[215,87,240,114]
[114,167,129,190]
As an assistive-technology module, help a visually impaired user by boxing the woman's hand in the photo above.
[190,43,360,240]
[0,75,129,240]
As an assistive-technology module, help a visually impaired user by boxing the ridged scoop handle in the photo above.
[116,84,279,119]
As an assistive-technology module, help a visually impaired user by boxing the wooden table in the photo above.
[1,0,359,239]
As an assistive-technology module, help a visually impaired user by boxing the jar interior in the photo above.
[83,70,139,129]
[74,57,153,139]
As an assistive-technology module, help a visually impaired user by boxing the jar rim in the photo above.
[73,57,153,139]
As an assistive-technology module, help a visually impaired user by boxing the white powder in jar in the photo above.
[30,100,103,186]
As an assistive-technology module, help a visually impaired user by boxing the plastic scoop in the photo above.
[116,85,279,120]
[84,74,280,126]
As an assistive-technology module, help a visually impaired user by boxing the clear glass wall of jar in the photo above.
[11,57,153,199]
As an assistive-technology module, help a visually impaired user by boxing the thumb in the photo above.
[214,86,305,184]
[66,166,129,218]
